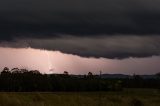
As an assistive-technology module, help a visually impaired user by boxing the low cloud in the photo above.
[0,35,160,59]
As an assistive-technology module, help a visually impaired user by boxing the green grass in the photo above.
[0,89,159,106]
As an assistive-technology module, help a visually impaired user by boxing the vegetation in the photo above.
[0,67,160,92]
[0,89,159,106]
[0,67,160,105]
[0,67,123,92]
[122,74,160,89]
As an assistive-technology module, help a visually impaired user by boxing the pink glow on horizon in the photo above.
[0,47,160,75]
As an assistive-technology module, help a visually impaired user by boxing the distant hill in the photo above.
[101,74,131,79]
[101,74,158,79]
[59,73,159,79]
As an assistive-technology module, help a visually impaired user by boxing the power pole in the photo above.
[100,70,102,78]
[98,70,102,106]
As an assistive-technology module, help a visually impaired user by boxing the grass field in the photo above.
[0,89,159,106]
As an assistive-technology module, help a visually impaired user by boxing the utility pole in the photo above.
[100,70,102,78]
[98,70,102,106]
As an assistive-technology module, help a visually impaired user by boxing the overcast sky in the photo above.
[0,0,160,74]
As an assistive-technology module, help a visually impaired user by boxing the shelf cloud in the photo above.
[0,0,160,58]
[0,35,160,59]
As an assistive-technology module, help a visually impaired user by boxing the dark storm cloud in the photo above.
[1,0,160,37]
[1,0,160,58]
[1,35,160,59]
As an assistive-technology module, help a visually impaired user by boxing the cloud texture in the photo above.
[0,0,160,58]
[0,35,159,59]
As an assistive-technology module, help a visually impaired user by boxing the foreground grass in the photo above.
[0,89,159,106]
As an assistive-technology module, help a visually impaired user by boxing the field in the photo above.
[0,89,159,106]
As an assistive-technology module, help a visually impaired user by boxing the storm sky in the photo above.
[0,0,160,74]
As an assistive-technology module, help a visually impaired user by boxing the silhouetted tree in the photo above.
[11,68,20,74]
[87,72,94,79]
[1,67,10,74]
[88,72,93,76]
[29,70,40,74]
[3,67,9,71]
[63,71,69,75]
[20,69,28,73]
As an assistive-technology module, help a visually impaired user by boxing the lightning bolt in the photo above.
[45,50,53,72]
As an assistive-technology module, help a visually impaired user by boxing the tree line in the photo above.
[0,67,122,92]
[0,67,159,92]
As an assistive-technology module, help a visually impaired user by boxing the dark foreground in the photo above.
[0,89,159,106]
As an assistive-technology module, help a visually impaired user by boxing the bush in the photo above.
[129,98,143,106]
